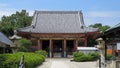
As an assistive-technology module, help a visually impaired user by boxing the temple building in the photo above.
[18,11,99,57]
[0,32,12,53]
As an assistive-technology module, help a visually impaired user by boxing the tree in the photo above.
[89,23,110,32]
[0,10,32,36]
[87,23,111,47]
[18,38,31,52]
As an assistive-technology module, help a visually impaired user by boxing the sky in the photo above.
[0,0,120,27]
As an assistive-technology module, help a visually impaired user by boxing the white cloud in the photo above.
[28,10,34,16]
[0,9,34,20]
[0,10,15,19]
[85,11,120,18]
[83,11,120,27]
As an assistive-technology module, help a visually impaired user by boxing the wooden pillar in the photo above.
[63,39,67,57]
[74,39,78,51]
[49,39,52,58]
[38,39,42,50]
[84,38,87,47]
[84,34,87,46]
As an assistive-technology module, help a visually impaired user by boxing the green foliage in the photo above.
[18,38,31,52]
[87,39,97,47]
[73,52,112,62]
[74,55,94,62]
[0,52,45,68]
[73,52,84,57]
[89,52,100,60]
[35,50,48,57]
[0,10,32,36]
[106,54,112,60]
[88,23,110,46]
[73,52,100,62]
[89,23,110,32]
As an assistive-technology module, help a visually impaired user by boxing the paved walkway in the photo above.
[36,58,99,68]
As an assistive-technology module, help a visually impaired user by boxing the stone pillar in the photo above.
[96,38,106,68]
[111,44,116,68]
[112,45,115,60]
[63,39,67,57]
[49,39,52,58]
[38,39,42,50]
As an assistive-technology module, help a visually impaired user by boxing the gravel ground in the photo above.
[36,58,99,68]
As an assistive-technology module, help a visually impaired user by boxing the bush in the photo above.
[18,38,31,52]
[74,55,94,62]
[89,52,100,60]
[73,52,100,62]
[73,52,112,62]
[0,52,45,68]
[73,52,84,57]
[106,54,112,60]
[35,50,48,57]
[73,52,84,61]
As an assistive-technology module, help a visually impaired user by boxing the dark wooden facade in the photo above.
[100,23,120,60]
[19,32,98,57]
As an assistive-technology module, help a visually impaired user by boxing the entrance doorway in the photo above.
[66,40,74,57]
[42,40,49,56]
[53,40,63,57]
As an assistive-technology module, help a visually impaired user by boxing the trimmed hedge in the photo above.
[35,50,48,57]
[106,54,112,60]
[0,52,45,68]
[73,52,112,62]
[73,52,96,62]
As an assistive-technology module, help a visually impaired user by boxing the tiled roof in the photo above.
[0,32,12,45]
[18,11,98,33]
[105,23,120,32]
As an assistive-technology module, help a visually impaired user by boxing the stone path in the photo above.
[51,61,69,68]
[36,58,99,68]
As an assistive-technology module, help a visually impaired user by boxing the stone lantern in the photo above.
[9,30,22,53]
[96,38,106,68]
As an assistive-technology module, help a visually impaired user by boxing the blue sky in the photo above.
[0,0,120,27]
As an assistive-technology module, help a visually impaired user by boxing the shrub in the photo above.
[73,52,84,61]
[89,52,100,60]
[0,52,45,68]
[18,38,31,52]
[35,50,48,57]
[73,52,99,62]
[74,54,94,62]
[73,52,112,62]
[24,52,45,68]
[106,54,112,60]
[0,54,20,68]
[73,52,84,57]
[86,55,94,61]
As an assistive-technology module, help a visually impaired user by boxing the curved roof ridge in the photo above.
[84,26,99,32]
[35,10,82,14]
